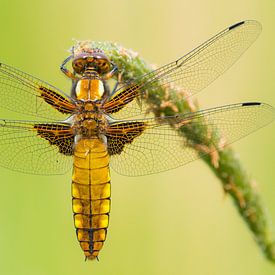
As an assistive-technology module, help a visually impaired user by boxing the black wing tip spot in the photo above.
[229,21,245,30]
[242,102,261,107]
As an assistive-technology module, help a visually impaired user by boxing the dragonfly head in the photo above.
[72,49,111,77]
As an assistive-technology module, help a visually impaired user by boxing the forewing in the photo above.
[0,120,73,174]
[107,102,274,176]
[0,62,76,120]
[106,20,262,119]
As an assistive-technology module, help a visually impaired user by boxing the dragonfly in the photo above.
[0,20,274,260]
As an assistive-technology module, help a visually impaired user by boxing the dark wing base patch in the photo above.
[106,121,146,155]
[39,87,76,115]
[34,123,74,156]
[103,84,140,114]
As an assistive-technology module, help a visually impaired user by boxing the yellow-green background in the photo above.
[0,0,274,274]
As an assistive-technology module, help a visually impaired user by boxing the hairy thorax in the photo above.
[72,101,108,138]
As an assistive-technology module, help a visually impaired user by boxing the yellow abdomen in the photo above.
[72,137,110,260]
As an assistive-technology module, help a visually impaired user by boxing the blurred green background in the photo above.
[0,0,274,274]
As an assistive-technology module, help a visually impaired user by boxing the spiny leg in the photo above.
[60,55,78,80]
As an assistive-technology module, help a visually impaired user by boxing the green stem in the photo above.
[72,40,275,262]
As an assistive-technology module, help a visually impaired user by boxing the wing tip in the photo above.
[242,102,275,123]
[228,20,262,32]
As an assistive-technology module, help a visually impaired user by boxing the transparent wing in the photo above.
[0,62,76,120]
[105,20,262,119]
[0,119,73,174]
[107,102,274,176]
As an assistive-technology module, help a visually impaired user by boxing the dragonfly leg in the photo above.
[109,70,125,98]
[101,63,120,101]
[60,55,78,80]
[102,62,118,80]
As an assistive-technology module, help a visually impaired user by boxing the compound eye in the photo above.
[72,58,86,73]
[96,58,111,73]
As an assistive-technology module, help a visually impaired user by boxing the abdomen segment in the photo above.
[72,138,110,260]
